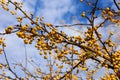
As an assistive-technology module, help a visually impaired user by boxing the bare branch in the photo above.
[113,0,120,10]
[2,45,19,78]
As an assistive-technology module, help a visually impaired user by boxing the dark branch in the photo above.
[113,0,120,10]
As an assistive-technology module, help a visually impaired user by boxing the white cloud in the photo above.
[22,0,37,12]
[36,0,75,24]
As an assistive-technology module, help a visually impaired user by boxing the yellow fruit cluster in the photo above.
[101,73,118,80]
[17,16,22,23]
[10,10,16,15]
[102,7,120,26]
[0,64,3,69]
[0,0,6,4]
[81,12,85,17]
[0,38,6,54]
[5,26,14,34]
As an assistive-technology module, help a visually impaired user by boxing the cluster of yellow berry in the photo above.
[112,50,120,72]
[0,38,6,54]
[102,7,120,26]
[0,0,6,4]
[101,73,118,80]
[5,26,14,34]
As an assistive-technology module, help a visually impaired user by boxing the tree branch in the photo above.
[2,45,18,78]
[113,0,120,10]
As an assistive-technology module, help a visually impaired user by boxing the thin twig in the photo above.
[113,0,120,10]
[55,23,91,27]
[2,45,18,78]
[59,59,83,80]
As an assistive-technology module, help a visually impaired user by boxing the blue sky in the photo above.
[29,0,114,23]
[0,0,115,26]
[38,0,114,23]
[0,0,120,79]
